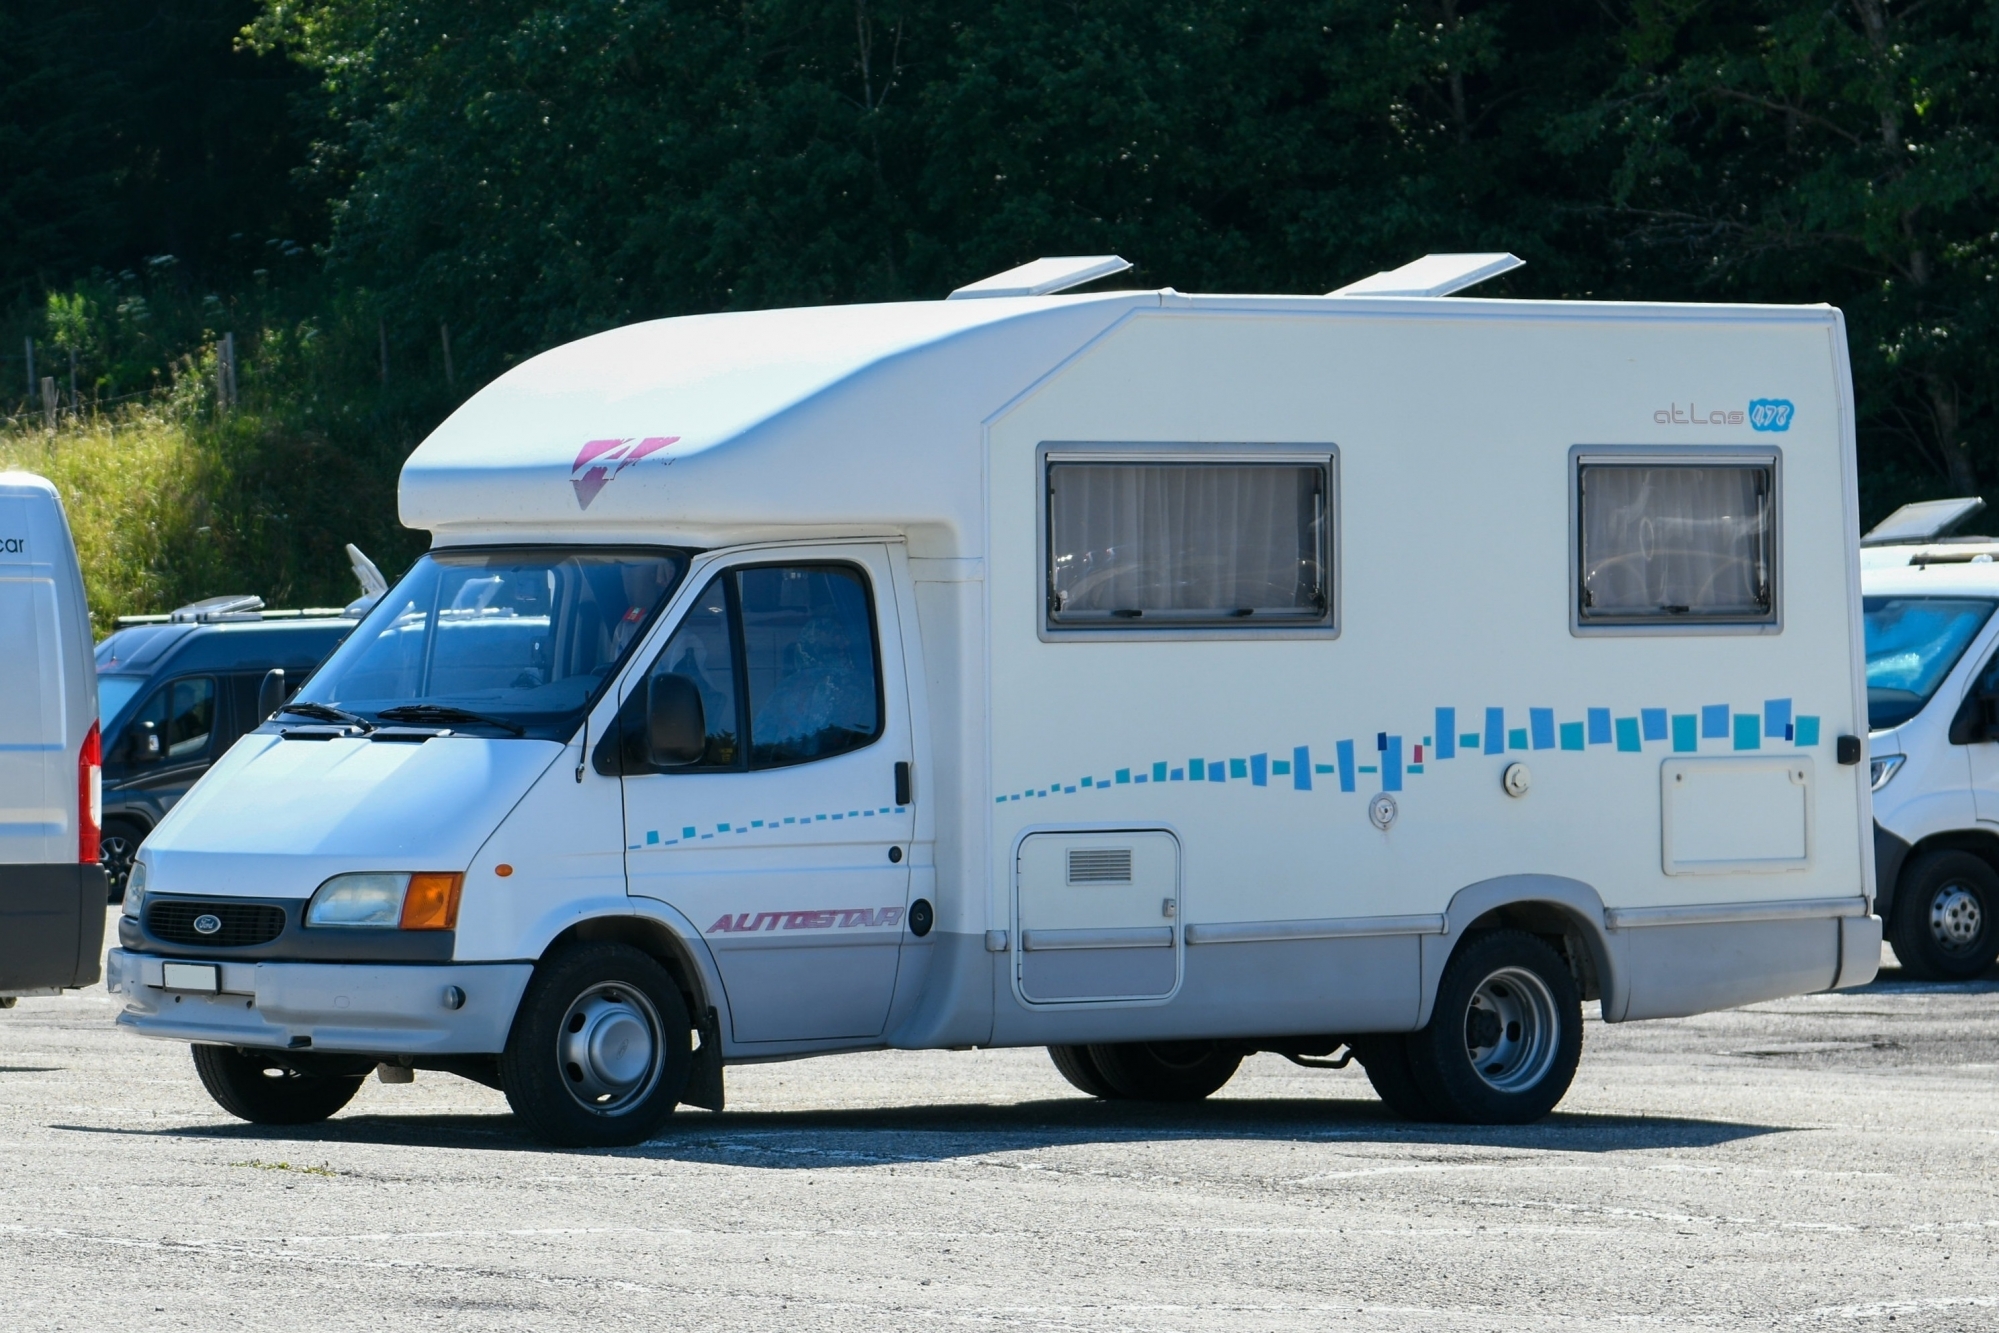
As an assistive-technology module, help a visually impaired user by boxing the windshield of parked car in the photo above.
[291,547,686,739]
[97,674,146,728]
[1864,595,1997,730]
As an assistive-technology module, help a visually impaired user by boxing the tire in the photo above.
[190,1044,368,1125]
[499,943,692,1147]
[100,819,146,904]
[1083,1041,1243,1101]
[1888,850,1999,981]
[1047,1044,1119,1098]
[1349,1034,1441,1121]
[1404,930,1583,1125]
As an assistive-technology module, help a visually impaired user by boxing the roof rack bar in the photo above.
[1330,252,1524,298]
[948,255,1133,300]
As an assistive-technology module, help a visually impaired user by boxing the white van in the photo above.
[1858,499,1999,978]
[0,472,105,1003]
[107,255,1879,1143]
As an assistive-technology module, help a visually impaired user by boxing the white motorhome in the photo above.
[1858,499,1999,978]
[108,255,1879,1144]
[1,472,105,1003]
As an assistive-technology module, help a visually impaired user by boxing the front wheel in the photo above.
[499,943,691,1147]
[1888,850,1999,981]
[100,819,145,903]
[1404,930,1583,1125]
[190,1045,369,1124]
[1083,1041,1243,1101]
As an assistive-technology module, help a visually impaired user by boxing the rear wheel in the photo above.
[190,1045,369,1124]
[1083,1041,1242,1101]
[500,943,691,1147]
[1047,1044,1119,1098]
[1349,1034,1440,1121]
[1404,930,1583,1125]
[1889,850,1999,981]
[100,819,145,904]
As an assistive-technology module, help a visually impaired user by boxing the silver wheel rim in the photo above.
[1929,884,1985,953]
[1463,966,1560,1094]
[556,983,664,1116]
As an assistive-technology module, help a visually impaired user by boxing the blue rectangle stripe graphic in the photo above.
[1530,708,1555,750]
[1559,721,1584,751]
[1250,753,1268,786]
[1293,746,1312,791]
[1337,739,1357,792]
[1702,705,1729,738]
[1587,708,1612,745]
[1672,714,1697,752]
[1765,698,1792,738]
[1383,736,1403,791]
[1734,714,1761,750]
[1484,707,1505,755]
[1436,708,1456,759]
[1615,717,1641,752]
[1641,709,1668,742]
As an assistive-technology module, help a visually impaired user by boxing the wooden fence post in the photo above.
[23,338,33,400]
[41,377,57,430]
[217,332,237,412]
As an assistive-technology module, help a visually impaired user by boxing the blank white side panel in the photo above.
[0,577,65,851]
[1662,757,1813,875]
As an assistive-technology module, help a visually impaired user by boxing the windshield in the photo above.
[97,674,146,728]
[293,547,686,739]
[1864,595,1997,730]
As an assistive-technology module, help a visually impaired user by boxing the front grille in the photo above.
[148,899,287,947]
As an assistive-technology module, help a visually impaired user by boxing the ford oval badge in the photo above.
[192,913,222,936]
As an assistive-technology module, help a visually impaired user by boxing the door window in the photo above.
[738,566,881,767]
[119,676,216,762]
[638,563,881,772]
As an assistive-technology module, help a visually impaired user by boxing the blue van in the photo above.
[94,598,357,898]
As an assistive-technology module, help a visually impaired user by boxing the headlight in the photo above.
[305,872,463,930]
[1870,754,1905,792]
[121,861,146,919]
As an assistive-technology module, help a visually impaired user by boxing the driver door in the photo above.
[620,545,916,1044]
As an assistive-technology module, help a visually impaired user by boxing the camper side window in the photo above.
[1576,458,1777,629]
[1044,458,1332,633]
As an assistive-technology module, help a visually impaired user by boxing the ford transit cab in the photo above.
[107,255,1881,1143]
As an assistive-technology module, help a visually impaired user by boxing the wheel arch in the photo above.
[1418,875,1618,1029]
[1887,828,1999,917]
[539,903,726,1039]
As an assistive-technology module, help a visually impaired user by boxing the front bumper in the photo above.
[106,949,532,1056]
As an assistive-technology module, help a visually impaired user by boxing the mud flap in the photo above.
[681,1006,725,1111]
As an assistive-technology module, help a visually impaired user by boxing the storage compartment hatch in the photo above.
[1661,757,1814,875]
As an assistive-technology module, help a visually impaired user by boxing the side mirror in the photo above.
[646,673,707,766]
[257,668,286,721]
[136,720,161,763]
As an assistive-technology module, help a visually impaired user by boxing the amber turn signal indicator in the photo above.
[399,872,464,930]
[494,864,513,877]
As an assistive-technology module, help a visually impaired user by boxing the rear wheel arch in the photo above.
[1426,877,1616,1027]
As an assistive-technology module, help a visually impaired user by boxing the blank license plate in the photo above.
[161,962,220,993]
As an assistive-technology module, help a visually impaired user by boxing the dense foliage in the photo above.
[7,0,1999,618]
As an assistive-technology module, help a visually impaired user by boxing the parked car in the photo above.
[0,472,105,1005]
[1860,497,1999,979]
[93,598,359,900]
[108,253,1878,1143]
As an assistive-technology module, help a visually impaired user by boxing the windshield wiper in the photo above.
[279,701,374,730]
[375,704,527,736]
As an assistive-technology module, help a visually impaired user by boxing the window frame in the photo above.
[630,558,888,775]
[1036,441,1340,643]
[1569,444,1782,638]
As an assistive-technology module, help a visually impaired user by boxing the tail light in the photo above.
[79,721,101,864]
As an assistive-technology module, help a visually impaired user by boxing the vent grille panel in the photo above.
[1067,848,1133,884]
[148,900,287,947]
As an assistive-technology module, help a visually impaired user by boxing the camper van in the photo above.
[1,472,105,1004]
[107,255,1879,1143]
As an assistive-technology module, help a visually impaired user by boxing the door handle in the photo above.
[895,761,912,806]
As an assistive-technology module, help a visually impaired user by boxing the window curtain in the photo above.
[1048,463,1325,620]
[1580,465,1769,618]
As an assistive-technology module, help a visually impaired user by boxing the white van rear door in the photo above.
[0,496,66,862]
[620,544,917,1044]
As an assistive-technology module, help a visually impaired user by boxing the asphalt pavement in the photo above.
[2,914,1995,1331]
